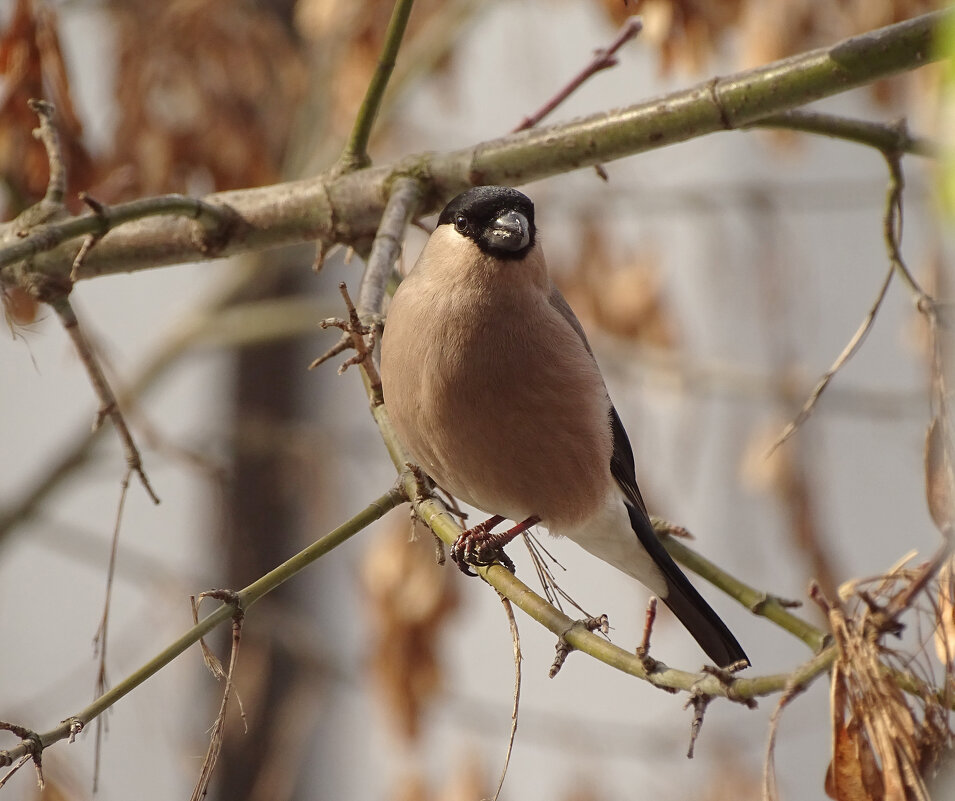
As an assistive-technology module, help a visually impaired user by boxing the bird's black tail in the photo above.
[626,504,749,668]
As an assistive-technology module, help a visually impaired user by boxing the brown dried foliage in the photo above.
[925,415,955,536]
[105,0,307,197]
[935,559,955,670]
[361,514,460,741]
[602,0,939,82]
[816,563,954,801]
[559,218,678,347]
[740,421,838,600]
[0,0,93,213]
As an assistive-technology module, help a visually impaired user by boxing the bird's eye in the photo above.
[454,214,468,233]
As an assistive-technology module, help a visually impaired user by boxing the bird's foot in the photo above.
[450,515,540,576]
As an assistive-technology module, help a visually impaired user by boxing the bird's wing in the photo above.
[547,285,649,516]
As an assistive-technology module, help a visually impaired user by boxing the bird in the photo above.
[379,185,748,668]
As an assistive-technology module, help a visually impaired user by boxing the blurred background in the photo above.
[0,1,950,799]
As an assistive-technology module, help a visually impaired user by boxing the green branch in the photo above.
[0,487,404,768]
[750,110,937,156]
[660,532,828,652]
[337,0,417,172]
[0,194,232,273]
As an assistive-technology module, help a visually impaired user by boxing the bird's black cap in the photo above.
[438,186,536,259]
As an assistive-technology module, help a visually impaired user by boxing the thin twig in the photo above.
[635,596,659,671]
[71,194,112,282]
[91,468,133,792]
[52,296,160,504]
[768,145,913,454]
[549,615,611,678]
[315,283,382,384]
[0,193,235,274]
[762,654,828,801]
[880,145,934,307]
[684,692,711,758]
[769,133,928,454]
[751,110,938,158]
[0,265,267,544]
[656,524,828,651]
[511,16,642,180]
[357,176,422,316]
[189,591,245,801]
[312,177,422,394]
[769,263,894,453]
[520,531,593,617]
[0,487,406,770]
[337,0,417,171]
[28,99,65,205]
[490,595,521,801]
[0,721,42,790]
[512,16,642,132]
[306,334,352,371]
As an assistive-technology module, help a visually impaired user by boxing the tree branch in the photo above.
[751,110,938,157]
[337,0,417,172]
[357,175,422,317]
[0,12,944,286]
[659,531,829,652]
[0,486,405,769]
[512,16,643,132]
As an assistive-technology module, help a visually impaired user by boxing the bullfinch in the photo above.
[379,185,748,668]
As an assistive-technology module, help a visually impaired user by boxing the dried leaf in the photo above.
[0,0,93,212]
[557,219,678,347]
[821,569,952,801]
[106,0,307,196]
[935,558,955,668]
[2,285,38,326]
[361,513,459,740]
[739,419,792,493]
[600,0,937,109]
[437,752,487,801]
[826,712,884,801]
[925,415,955,533]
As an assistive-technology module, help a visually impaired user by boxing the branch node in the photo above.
[64,718,83,743]
[28,98,66,207]
[707,77,733,130]
[650,516,694,540]
[635,596,660,673]
[198,588,245,620]
[311,283,383,397]
[750,592,803,614]
[549,614,610,678]
[189,199,241,257]
[0,721,44,788]
[683,692,711,758]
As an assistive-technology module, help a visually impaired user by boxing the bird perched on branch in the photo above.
[379,185,748,668]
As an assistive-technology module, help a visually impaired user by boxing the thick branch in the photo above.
[0,12,944,285]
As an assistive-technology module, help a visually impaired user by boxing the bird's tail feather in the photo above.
[626,504,749,669]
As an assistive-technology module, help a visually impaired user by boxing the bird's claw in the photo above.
[450,529,516,576]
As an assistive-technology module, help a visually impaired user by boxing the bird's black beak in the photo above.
[488,210,530,252]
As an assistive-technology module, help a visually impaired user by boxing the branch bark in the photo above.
[0,12,944,287]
